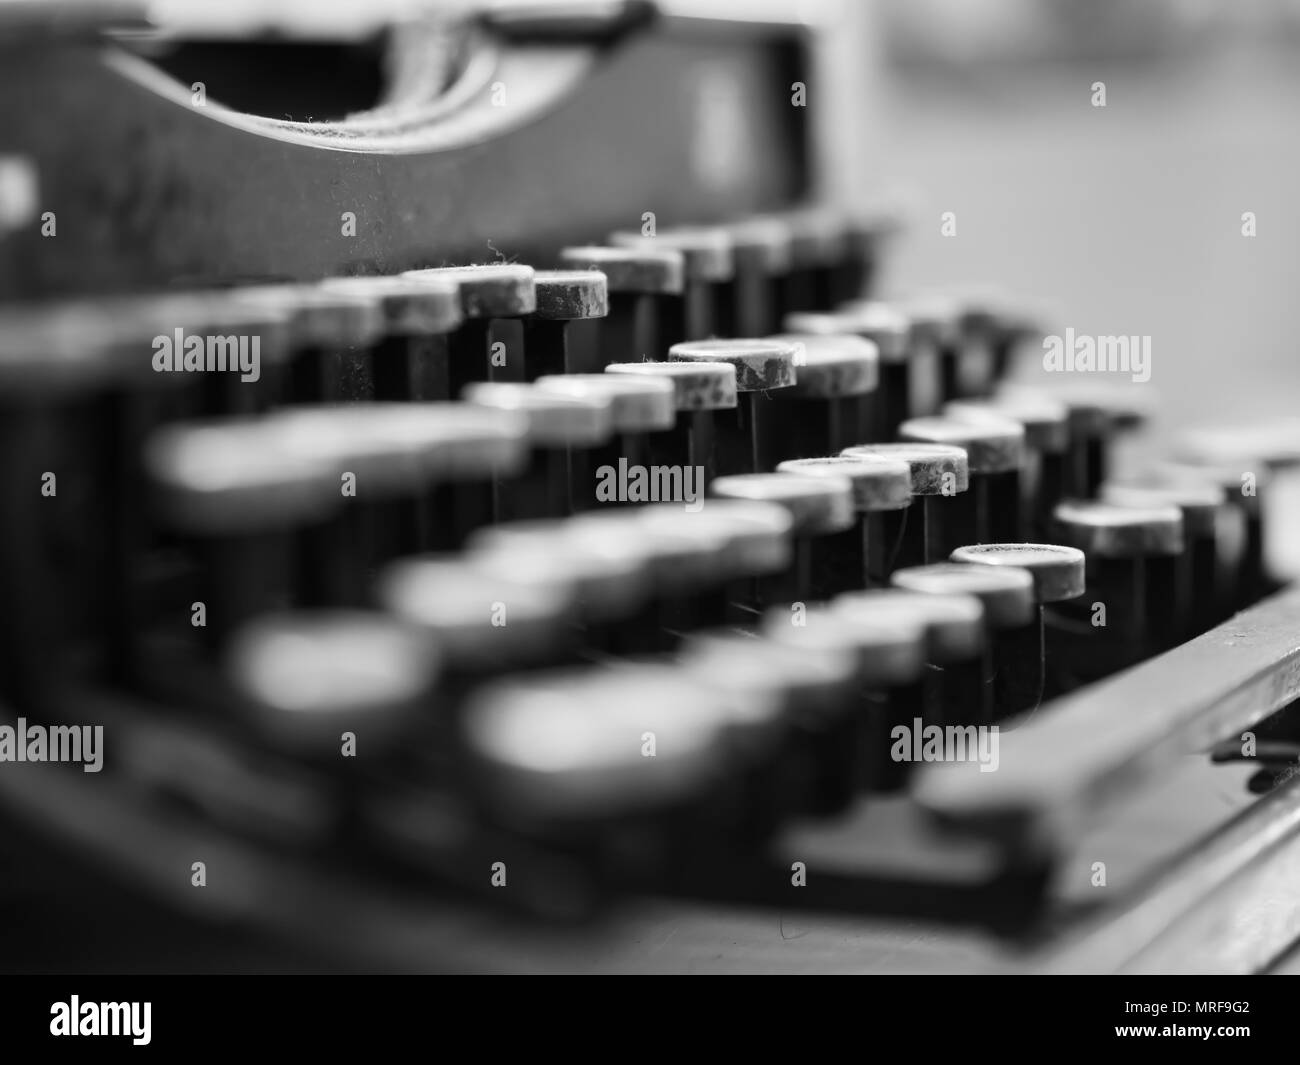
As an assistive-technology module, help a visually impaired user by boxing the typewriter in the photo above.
[3,0,1300,975]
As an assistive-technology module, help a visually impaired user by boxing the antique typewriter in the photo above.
[3,0,1300,975]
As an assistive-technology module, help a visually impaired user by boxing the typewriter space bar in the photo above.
[916,582,1300,851]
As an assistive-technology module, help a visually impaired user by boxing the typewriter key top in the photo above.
[893,562,1038,723]
[781,206,849,312]
[378,555,579,670]
[1052,500,1184,681]
[558,246,685,368]
[890,294,963,411]
[522,270,609,380]
[318,275,462,402]
[227,610,436,756]
[403,265,537,395]
[605,359,736,485]
[611,226,733,343]
[899,415,1025,550]
[725,216,794,336]
[841,442,969,571]
[765,333,879,461]
[462,381,613,520]
[945,394,1069,541]
[778,455,911,595]
[949,543,1086,603]
[786,302,909,440]
[669,338,798,475]
[1101,480,1228,638]
[1175,418,1300,469]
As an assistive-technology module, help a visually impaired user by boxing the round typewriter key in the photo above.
[145,418,343,647]
[557,246,684,368]
[232,284,385,405]
[786,302,910,440]
[462,381,613,522]
[521,270,609,380]
[319,275,463,402]
[378,555,580,672]
[669,337,798,475]
[681,628,860,825]
[764,333,879,462]
[604,360,736,486]
[945,392,1069,542]
[710,472,855,611]
[778,455,912,596]
[893,561,1040,723]
[725,217,794,336]
[1051,500,1184,683]
[1101,479,1229,638]
[841,442,970,572]
[611,227,733,346]
[899,415,1025,549]
[403,265,537,396]
[781,206,849,312]
[1157,457,1269,608]
[227,610,436,757]
[838,203,905,305]
[892,294,963,413]
[535,372,675,505]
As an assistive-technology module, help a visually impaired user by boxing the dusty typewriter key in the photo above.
[777,455,912,595]
[402,265,537,395]
[534,373,676,505]
[668,337,798,474]
[898,415,1025,550]
[763,333,879,462]
[948,543,1086,711]
[226,610,436,757]
[1101,479,1230,637]
[603,360,736,486]
[786,302,911,440]
[462,381,613,521]
[725,217,794,336]
[681,629,861,825]
[945,392,1069,542]
[1051,499,1184,682]
[767,601,926,792]
[893,294,963,412]
[232,284,384,405]
[894,561,1046,723]
[144,418,343,648]
[610,227,733,345]
[557,246,684,367]
[840,442,970,571]
[378,556,581,673]
[466,519,653,657]
[318,275,463,401]
[521,270,609,380]
[709,472,855,610]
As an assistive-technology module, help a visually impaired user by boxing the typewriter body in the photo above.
[3,1,1300,975]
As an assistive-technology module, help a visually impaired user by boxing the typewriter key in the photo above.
[709,472,855,611]
[840,442,970,572]
[318,275,463,402]
[668,337,798,475]
[899,415,1025,550]
[226,610,436,757]
[557,246,685,368]
[892,294,962,413]
[610,227,734,346]
[781,206,849,313]
[764,333,879,463]
[1100,479,1229,638]
[402,265,537,395]
[604,360,737,486]
[725,217,794,336]
[462,381,613,521]
[232,284,384,405]
[945,393,1069,542]
[534,372,676,506]
[893,561,1043,723]
[1051,499,1183,682]
[786,302,910,440]
[777,455,912,596]
[522,270,609,380]
[378,555,580,672]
